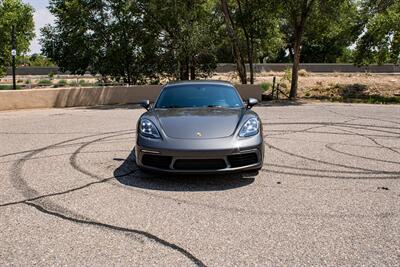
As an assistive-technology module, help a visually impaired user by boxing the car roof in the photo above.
[164,80,234,87]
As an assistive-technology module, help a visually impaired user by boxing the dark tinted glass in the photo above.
[155,84,243,108]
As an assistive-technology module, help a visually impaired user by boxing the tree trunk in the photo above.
[289,0,315,99]
[180,57,190,80]
[249,39,254,84]
[236,0,254,84]
[290,40,301,99]
[220,0,247,84]
[190,57,196,80]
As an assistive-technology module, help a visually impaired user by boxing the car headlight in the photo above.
[239,118,259,137]
[139,119,161,139]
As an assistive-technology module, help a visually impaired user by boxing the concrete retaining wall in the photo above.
[0,84,262,111]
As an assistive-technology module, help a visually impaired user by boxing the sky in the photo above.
[22,0,54,54]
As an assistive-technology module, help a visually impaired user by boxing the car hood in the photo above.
[153,108,244,139]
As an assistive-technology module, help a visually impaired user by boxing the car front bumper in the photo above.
[135,134,264,173]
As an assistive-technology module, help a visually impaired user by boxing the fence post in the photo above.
[272,76,276,100]
[276,84,279,100]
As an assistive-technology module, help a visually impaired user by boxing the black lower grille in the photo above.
[142,155,172,169]
[173,159,227,170]
[227,153,258,168]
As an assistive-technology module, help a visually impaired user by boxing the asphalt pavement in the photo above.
[0,103,399,266]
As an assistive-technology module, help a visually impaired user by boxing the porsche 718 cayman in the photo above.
[136,81,264,173]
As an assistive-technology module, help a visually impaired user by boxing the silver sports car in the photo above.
[135,81,264,173]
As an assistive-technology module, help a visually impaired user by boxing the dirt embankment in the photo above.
[212,71,400,103]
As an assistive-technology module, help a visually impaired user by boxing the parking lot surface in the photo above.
[1,103,399,266]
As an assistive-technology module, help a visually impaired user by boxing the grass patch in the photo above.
[260,82,272,92]
[305,95,400,104]
[79,80,94,87]
[0,84,21,90]
[53,79,68,88]
[37,79,53,86]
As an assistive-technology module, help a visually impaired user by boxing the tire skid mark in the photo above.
[0,176,114,208]
[263,163,399,174]
[265,142,400,176]
[263,121,400,131]
[331,126,400,157]
[24,202,207,267]
[69,132,399,219]
[325,143,400,165]
[320,106,400,126]
[0,132,135,159]
[264,118,400,176]
[8,130,207,267]
[262,168,399,180]
[267,135,400,148]
[0,149,132,165]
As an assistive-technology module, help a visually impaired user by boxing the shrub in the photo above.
[53,79,68,88]
[0,84,21,90]
[260,82,272,92]
[298,69,309,77]
[69,80,78,87]
[79,80,93,87]
[48,71,55,79]
[37,79,52,86]
[282,67,292,83]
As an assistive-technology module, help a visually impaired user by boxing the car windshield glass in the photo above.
[155,84,243,108]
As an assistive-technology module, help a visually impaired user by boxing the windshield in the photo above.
[155,84,244,108]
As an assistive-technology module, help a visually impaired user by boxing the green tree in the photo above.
[354,0,400,65]
[300,1,362,63]
[41,0,218,83]
[0,0,35,77]
[234,0,282,84]
[139,0,219,81]
[17,54,55,67]
[219,0,282,84]
[220,0,247,84]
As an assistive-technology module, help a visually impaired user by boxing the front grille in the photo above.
[142,155,172,169]
[173,159,227,170]
[227,153,258,168]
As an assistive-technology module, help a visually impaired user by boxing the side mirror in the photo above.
[139,100,150,110]
[247,98,258,109]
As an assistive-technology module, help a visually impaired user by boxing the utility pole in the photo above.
[12,25,16,90]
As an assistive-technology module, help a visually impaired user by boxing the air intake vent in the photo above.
[227,153,258,168]
[142,155,172,169]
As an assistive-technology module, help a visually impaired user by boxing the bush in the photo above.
[37,79,52,86]
[79,80,93,87]
[53,79,68,88]
[260,82,272,92]
[0,84,21,90]
[48,71,55,79]
[69,80,78,87]
[298,69,309,77]
[282,67,292,83]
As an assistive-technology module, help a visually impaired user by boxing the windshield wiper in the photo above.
[207,105,224,108]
